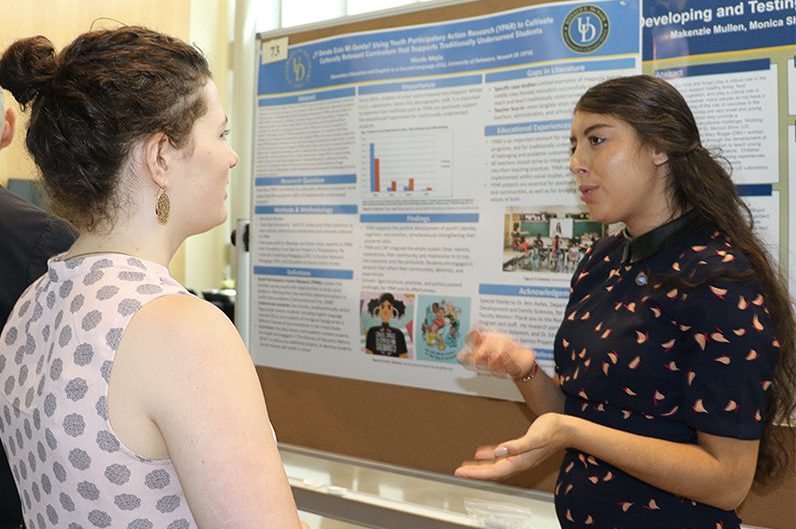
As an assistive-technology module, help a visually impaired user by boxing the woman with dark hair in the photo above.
[365,293,408,358]
[0,28,304,529]
[457,75,794,528]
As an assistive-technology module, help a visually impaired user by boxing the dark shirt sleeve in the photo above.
[676,272,779,440]
[26,214,77,285]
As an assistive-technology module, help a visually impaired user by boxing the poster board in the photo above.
[250,1,796,528]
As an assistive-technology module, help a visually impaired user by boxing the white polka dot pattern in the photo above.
[0,254,196,528]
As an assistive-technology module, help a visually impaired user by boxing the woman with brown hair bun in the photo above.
[0,27,304,529]
[457,75,795,529]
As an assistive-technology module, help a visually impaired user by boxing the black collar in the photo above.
[621,209,701,265]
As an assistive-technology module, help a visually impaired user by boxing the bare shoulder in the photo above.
[117,294,255,410]
[123,293,245,363]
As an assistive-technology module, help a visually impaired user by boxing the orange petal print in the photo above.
[587,456,598,465]
[588,476,599,484]
[565,484,574,495]
[709,285,727,298]
[755,410,762,422]
[562,338,569,348]
[650,306,661,318]
[646,499,660,510]
[636,331,648,344]
[565,461,575,473]
[577,271,589,283]
[772,338,780,348]
[603,471,614,481]
[665,361,679,371]
[716,522,724,529]
[661,405,679,416]
[666,288,678,299]
[724,400,738,412]
[585,515,594,525]
[573,367,580,380]
[654,390,665,402]
[710,332,729,343]
[614,302,623,311]
[762,380,772,390]
[661,339,675,350]
[721,253,735,263]
[594,322,602,332]
[679,324,692,331]
[607,352,618,364]
[622,410,632,419]
[733,328,746,336]
[694,333,707,351]
[578,389,589,400]
[672,262,681,271]
[746,350,758,361]
[693,399,708,413]
[568,311,577,321]
[714,355,731,365]
[626,302,636,312]
[566,510,575,522]
[605,285,614,292]
[601,328,612,339]
[752,294,764,306]
[571,350,576,361]
[602,362,610,376]
[584,359,591,368]
[688,371,696,386]
[752,314,764,332]
[579,347,587,358]
[628,356,641,369]
[691,245,707,252]
[623,387,638,397]
[737,296,748,310]
[580,311,591,320]
[620,502,633,512]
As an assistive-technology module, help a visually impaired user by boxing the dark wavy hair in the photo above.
[575,74,795,484]
[367,293,406,319]
[0,26,211,230]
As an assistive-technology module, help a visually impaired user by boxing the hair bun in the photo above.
[0,36,57,106]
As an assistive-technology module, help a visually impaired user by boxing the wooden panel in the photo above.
[258,366,795,529]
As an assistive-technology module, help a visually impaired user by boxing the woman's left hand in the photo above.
[454,413,568,480]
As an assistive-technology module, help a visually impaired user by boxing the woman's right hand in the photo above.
[456,327,537,381]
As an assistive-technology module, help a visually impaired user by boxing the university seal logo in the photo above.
[285,49,312,88]
[562,5,610,53]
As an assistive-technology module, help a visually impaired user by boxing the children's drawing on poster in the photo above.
[504,207,604,274]
[417,296,471,363]
[361,292,415,359]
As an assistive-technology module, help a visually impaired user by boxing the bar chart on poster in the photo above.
[250,0,796,399]
[364,128,453,198]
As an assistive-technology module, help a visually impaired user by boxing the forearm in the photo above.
[515,370,565,415]
[560,415,756,510]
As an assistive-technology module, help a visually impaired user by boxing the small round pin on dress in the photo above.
[635,272,648,286]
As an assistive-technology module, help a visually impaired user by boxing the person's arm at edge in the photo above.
[122,294,304,529]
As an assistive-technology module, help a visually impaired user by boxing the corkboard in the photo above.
[255,1,795,528]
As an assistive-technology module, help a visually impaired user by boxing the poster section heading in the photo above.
[258,0,640,95]
[642,0,796,60]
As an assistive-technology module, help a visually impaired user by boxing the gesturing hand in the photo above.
[454,413,568,481]
[456,326,537,381]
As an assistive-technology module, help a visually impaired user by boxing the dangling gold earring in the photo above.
[155,187,170,224]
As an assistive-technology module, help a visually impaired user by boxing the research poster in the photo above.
[250,0,796,400]
[642,0,796,265]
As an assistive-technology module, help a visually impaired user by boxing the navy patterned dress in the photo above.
[553,211,779,529]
